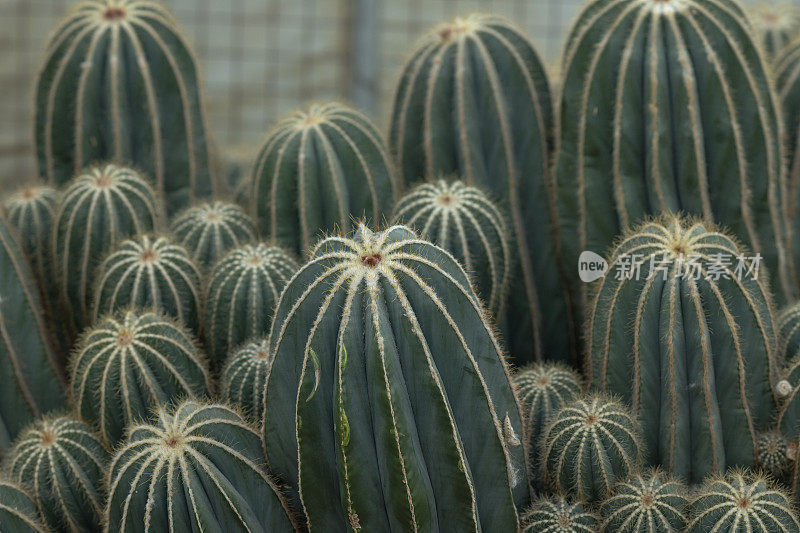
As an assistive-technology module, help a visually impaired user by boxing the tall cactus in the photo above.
[389,13,573,366]
[777,41,800,279]
[0,479,46,533]
[262,224,527,531]
[170,200,256,267]
[556,0,791,314]
[34,0,216,214]
[589,216,778,483]
[749,3,800,60]
[250,102,397,256]
[221,338,271,421]
[599,469,689,533]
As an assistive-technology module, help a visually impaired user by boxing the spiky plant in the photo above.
[7,415,108,532]
[263,224,527,530]
[34,0,215,214]
[777,41,800,279]
[541,394,641,502]
[0,479,46,533]
[2,185,57,289]
[170,200,256,267]
[600,469,689,533]
[106,400,296,531]
[777,354,800,442]
[779,303,800,364]
[688,470,800,532]
[53,164,157,336]
[756,432,792,478]
[92,235,202,332]
[749,3,800,60]
[205,243,297,368]
[221,338,271,421]
[70,310,210,448]
[249,102,397,256]
[389,14,571,367]
[392,179,511,316]
[522,497,598,533]
[589,216,778,484]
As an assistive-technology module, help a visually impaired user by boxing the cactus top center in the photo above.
[437,16,479,41]
[139,248,158,263]
[95,174,114,188]
[361,253,382,268]
[737,496,750,510]
[557,516,571,528]
[256,349,269,359]
[584,414,597,426]
[640,493,655,508]
[116,329,133,347]
[21,188,35,200]
[205,212,220,222]
[102,7,127,22]
[39,430,56,447]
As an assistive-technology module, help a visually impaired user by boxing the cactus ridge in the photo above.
[600,469,689,533]
[522,496,599,533]
[221,338,271,421]
[0,479,46,533]
[170,200,256,267]
[2,185,57,286]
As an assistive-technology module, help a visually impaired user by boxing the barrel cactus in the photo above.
[205,243,297,368]
[756,432,793,477]
[7,415,108,532]
[250,102,397,256]
[53,164,157,335]
[749,3,800,60]
[777,40,800,284]
[106,400,296,531]
[779,301,800,365]
[34,0,215,214]
[93,235,202,332]
[2,185,57,289]
[600,470,689,533]
[390,13,572,366]
[263,224,527,530]
[589,216,778,483]
[170,200,256,267]
[777,355,800,438]
[221,338,271,421]
[392,179,511,316]
[70,309,209,447]
[0,479,46,533]
[522,497,598,533]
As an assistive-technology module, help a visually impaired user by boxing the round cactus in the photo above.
[0,479,46,533]
[221,338,271,421]
[522,497,598,533]
[170,200,256,267]
[92,235,202,332]
[541,395,641,502]
[688,470,800,532]
[749,3,800,60]
[600,469,689,533]
[7,415,108,532]
[392,179,511,316]
[53,164,157,335]
[757,432,792,478]
[2,185,57,287]
[250,102,397,256]
[70,310,210,447]
[106,400,296,531]
[205,243,297,368]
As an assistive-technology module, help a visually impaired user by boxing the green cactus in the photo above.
[2,185,57,290]
[750,3,800,60]
[756,432,792,478]
[263,224,527,530]
[392,179,511,316]
[0,479,46,533]
[688,470,800,532]
[777,42,800,290]
[0,213,65,457]
[390,13,572,367]
[589,216,778,483]
[170,200,256,267]
[205,243,297,369]
[34,0,215,214]
[53,164,157,336]
[250,102,397,256]
[93,235,202,332]
[221,338,271,421]
[106,400,296,531]
[779,303,800,364]
[541,394,641,502]
[522,497,598,533]
[7,415,108,532]
[600,469,688,533]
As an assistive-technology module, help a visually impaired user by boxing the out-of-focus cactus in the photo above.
[170,200,256,268]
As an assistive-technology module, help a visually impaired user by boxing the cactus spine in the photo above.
[34,0,216,214]
[250,102,397,256]
[522,497,598,533]
[106,400,296,531]
[170,200,256,267]
[589,216,778,483]
[749,3,800,60]
[600,470,689,533]
[221,338,271,421]
[263,224,527,530]
[0,479,46,533]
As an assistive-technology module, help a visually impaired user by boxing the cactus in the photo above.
[170,200,256,267]
[777,354,800,440]
[749,3,800,60]
[0,479,46,533]
[92,235,202,332]
[392,179,511,316]
[556,0,791,314]
[106,400,296,531]
[688,470,800,532]
[0,214,65,457]
[7,415,108,532]
[589,216,778,483]
[250,102,397,256]
[756,432,792,477]
[221,338,271,421]
[600,469,688,533]
[389,13,573,367]
[779,301,800,365]
[777,41,800,286]
[2,185,57,290]
[53,164,157,335]
[522,497,598,533]
[263,224,527,530]
[205,243,297,369]
[34,0,215,214]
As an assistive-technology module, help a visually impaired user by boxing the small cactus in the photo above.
[522,497,598,533]
[170,200,256,267]
[0,478,46,532]
[757,432,793,477]
[600,469,689,533]
[2,185,57,289]
[749,3,800,60]
[221,338,271,421]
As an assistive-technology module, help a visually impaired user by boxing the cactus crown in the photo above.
[522,496,598,533]
[513,363,583,413]
[2,185,56,214]
[756,432,792,476]
[600,469,688,532]
[170,201,256,266]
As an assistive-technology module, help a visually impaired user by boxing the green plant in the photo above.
[541,394,641,502]
[389,14,571,367]
[756,432,792,478]
[2,185,57,290]
[750,3,800,60]
[92,235,202,332]
[600,469,688,533]
[70,309,210,447]
[263,224,527,530]
[777,41,800,283]
[777,355,800,440]
[170,200,256,267]
[779,303,800,364]
[249,102,397,256]
[392,179,511,316]
[7,415,108,532]
[205,243,297,369]
[34,0,215,214]
[0,479,46,533]
[221,338,271,421]
[53,164,157,336]
[522,497,598,533]
[589,216,778,484]
[106,400,296,531]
